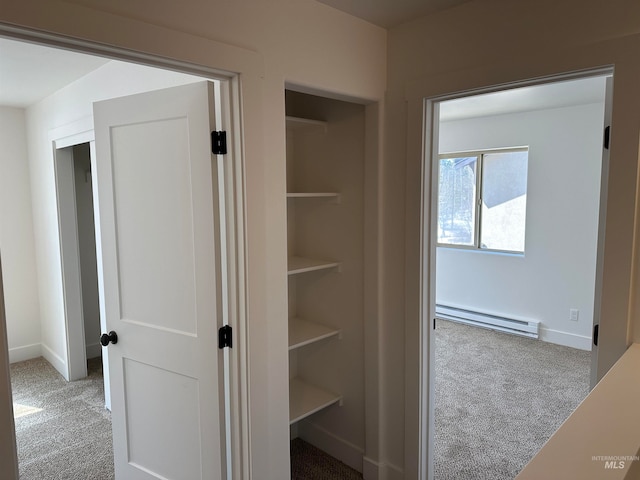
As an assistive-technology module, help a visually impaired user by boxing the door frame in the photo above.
[419,66,614,479]
[0,258,19,480]
[51,121,96,384]
[0,27,250,480]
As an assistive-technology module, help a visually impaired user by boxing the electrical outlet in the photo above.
[569,309,579,322]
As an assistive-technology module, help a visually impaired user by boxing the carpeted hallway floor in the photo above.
[10,356,114,480]
[9,323,590,480]
[435,319,591,479]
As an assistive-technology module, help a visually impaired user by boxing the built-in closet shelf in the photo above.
[288,256,340,275]
[289,318,341,350]
[285,115,328,132]
[289,378,342,425]
[287,192,340,200]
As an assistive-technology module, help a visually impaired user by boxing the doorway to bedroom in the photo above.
[431,73,611,479]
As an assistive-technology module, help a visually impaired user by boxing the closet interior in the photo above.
[285,89,367,472]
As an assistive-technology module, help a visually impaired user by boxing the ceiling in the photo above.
[315,0,474,28]
[439,76,608,122]
[0,37,109,108]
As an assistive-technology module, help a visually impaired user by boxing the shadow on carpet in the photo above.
[291,438,362,479]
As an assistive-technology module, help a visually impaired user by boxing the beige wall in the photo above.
[0,1,386,478]
[0,107,41,363]
[387,0,640,476]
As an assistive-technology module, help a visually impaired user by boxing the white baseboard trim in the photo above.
[539,327,591,351]
[8,343,41,363]
[362,457,404,480]
[290,422,300,440]
[382,462,404,480]
[362,457,379,480]
[41,343,68,380]
[299,420,364,473]
[86,342,102,359]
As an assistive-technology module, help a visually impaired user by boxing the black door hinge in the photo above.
[603,126,610,150]
[218,325,232,349]
[593,324,599,347]
[433,318,436,330]
[212,131,227,155]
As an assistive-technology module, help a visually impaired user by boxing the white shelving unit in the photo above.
[286,192,341,203]
[286,115,327,132]
[289,318,340,350]
[289,378,342,425]
[286,112,342,427]
[285,88,367,471]
[286,192,338,198]
[287,256,340,275]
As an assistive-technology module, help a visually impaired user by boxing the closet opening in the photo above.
[54,141,103,384]
[285,88,376,478]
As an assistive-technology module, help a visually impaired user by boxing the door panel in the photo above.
[111,118,197,335]
[94,81,224,480]
[124,359,201,478]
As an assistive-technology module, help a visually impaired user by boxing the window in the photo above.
[437,148,528,253]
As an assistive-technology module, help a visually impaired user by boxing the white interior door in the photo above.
[93,81,225,480]
[590,75,614,388]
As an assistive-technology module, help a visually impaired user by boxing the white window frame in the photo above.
[437,146,529,254]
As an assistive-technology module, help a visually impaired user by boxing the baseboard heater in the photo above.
[435,304,540,339]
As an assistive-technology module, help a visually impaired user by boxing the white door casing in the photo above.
[94,81,226,480]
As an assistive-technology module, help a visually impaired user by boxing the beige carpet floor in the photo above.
[10,356,114,480]
[435,319,591,479]
[290,438,362,479]
[8,323,590,480]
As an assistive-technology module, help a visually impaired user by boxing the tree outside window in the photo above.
[437,149,528,253]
